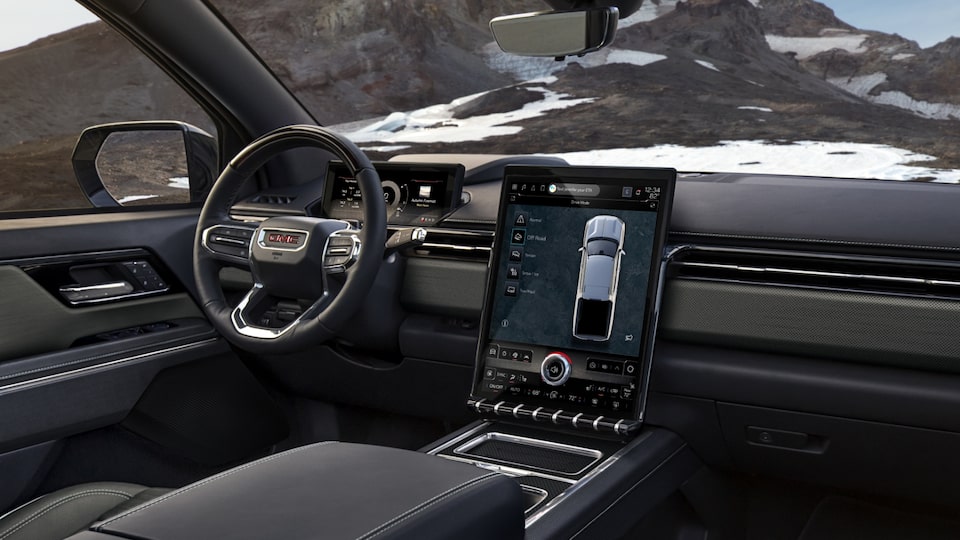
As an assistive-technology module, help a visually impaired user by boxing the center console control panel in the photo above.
[470,165,676,436]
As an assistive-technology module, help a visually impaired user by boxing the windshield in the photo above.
[217,0,959,181]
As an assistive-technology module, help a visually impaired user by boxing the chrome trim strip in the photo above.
[593,416,604,431]
[614,419,626,435]
[520,485,549,514]
[571,413,583,428]
[670,245,960,298]
[419,242,492,252]
[452,432,603,471]
[425,421,494,456]
[531,406,544,421]
[0,338,220,395]
[551,410,563,424]
[473,399,487,414]
[512,404,523,418]
[437,454,577,486]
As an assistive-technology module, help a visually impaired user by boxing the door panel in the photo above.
[0,209,233,452]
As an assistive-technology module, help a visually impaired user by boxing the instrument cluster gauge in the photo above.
[323,161,464,226]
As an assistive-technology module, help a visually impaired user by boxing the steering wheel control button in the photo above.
[323,232,360,273]
[203,225,256,259]
[541,352,573,386]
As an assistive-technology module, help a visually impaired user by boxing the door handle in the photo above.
[59,281,134,304]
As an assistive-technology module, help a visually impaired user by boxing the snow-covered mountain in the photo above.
[2,0,958,185]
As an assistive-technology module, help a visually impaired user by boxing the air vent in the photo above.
[251,194,297,205]
[670,247,960,300]
[408,229,493,262]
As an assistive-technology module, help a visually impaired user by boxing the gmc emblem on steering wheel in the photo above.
[259,229,308,251]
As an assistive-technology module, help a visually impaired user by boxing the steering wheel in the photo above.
[193,124,386,354]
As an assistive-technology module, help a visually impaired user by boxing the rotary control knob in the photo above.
[541,352,573,386]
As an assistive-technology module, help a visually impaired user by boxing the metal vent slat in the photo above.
[671,247,960,300]
[409,229,493,262]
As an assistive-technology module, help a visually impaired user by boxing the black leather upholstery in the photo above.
[0,482,168,540]
[80,442,524,540]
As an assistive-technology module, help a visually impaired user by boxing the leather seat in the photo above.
[0,482,169,540]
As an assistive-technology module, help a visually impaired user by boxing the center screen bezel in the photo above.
[472,165,676,424]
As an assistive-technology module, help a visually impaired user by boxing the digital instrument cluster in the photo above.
[323,161,464,226]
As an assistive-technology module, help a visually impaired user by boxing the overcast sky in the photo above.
[822,0,960,48]
[1,0,957,53]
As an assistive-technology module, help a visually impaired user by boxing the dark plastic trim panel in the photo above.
[0,337,229,454]
[651,341,960,434]
[660,279,960,372]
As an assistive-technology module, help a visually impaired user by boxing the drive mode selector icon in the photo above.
[541,352,573,386]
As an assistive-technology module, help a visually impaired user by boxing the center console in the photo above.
[424,165,698,537]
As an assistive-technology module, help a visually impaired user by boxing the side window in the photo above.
[0,1,217,214]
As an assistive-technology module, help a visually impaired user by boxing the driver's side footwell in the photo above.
[799,496,960,540]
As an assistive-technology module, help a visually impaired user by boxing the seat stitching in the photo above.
[357,473,500,540]
[97,441,335,528]
[0,490,134,540]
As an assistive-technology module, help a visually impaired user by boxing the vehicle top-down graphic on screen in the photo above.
[573,215,626,341]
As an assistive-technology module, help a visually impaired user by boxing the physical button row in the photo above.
[486,344,533,363]
[123,261,167,291]
[586,359,639,376]
[468,399,638,436]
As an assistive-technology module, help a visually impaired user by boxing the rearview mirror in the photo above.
[72,121,217,207]
[489,7,619,58]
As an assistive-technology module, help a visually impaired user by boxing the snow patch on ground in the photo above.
[619,0,679,28]
[738,106,773,112]
[343,86,595,144]
[828,72,888,96]
[873,91,960,120]
[606,50,668,67]
[892,53,916,61]
[167,177,189,189]
[550,140,960,183]
[695,60,720,72]
[765,34,868,60]
[829,72,960,120]
[359,145,411,153]
[484,43,667,81]
[117,195,159,204]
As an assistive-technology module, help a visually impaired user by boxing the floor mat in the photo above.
[799,496,960,540]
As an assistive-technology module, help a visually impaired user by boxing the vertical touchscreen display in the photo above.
[473,165,675,427]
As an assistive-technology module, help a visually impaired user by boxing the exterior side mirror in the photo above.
[489,7,619,58]
[72,121,217,207]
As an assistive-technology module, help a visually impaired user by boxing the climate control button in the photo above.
[541,352,573,386]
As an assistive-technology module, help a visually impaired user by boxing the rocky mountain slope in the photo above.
[1,0,958,211]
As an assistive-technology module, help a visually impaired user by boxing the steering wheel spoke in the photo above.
[201,222,257,265]
[321,229,361,275]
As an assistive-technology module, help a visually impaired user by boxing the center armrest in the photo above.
[74,442,524,540]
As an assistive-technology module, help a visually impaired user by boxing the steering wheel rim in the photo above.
[193,124,386,354]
